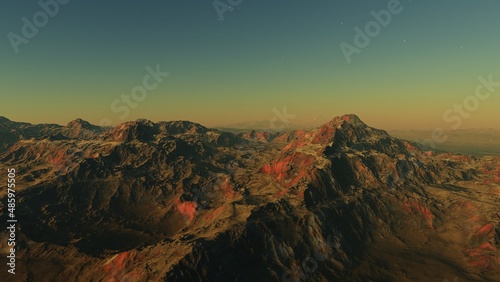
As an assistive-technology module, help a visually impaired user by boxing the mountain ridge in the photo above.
[0,114,499,281]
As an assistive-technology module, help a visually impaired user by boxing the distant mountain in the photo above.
[216,119,280,131]
[0,117,106,152]
[215,115,325,134]
[390,128,500,156]
[0,115,499,281]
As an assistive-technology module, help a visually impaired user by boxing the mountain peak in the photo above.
[0,116,11,123]
[136,118,154,124]
[67,118,93,128]
[329,114,365,126]
[157,120,208,135]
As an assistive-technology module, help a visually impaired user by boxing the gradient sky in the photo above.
[1,0,499,130]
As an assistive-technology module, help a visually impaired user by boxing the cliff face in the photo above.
[0,115,499,281]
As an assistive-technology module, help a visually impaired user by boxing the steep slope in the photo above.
[0,115,498,282]
[0,117,106,154]
[167,114,500,281]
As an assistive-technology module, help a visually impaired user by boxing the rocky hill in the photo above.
[0,115,499,281]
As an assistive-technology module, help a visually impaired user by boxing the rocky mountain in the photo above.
[0,115,499,281]
[0,117,106,153]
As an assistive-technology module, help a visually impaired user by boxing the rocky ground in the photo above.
[0,115,498,281]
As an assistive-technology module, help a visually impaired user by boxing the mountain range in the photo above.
[0,114,499,281]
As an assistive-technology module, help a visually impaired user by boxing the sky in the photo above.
[0,0,499,130]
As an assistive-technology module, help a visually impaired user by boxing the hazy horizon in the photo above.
[2,1,499,130]
[2,113,500,132]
